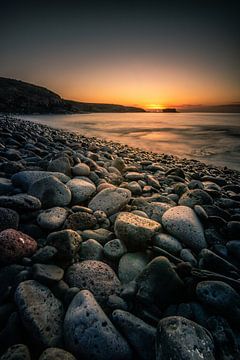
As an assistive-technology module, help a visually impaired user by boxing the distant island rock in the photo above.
[0,77,145,114]
[162,108,178,113]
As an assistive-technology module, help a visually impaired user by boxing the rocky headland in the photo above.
[0,114,240,359]
[0,78,145,114]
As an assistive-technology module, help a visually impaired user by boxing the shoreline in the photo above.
[0,114,240,359]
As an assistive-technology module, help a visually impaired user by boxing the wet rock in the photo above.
[81,228,113,245]
[39,348,76,360]
[37,207,68,230]
[156,316,215,360]
[114,212,161,251]
[153,233,182,255]
[79,239,104,261]
[0,194,41,211]
[162,206,207,252]
[15,280,64,347]
[47,230,82,263]
[28,176,71,209]
[0,344,31,360]
[31,246,58,264]
[72,163,90,176]
[112,310,156,360]
[179,189,213,208]
[136,256,184,308]
[66,178,96,204]
[47,157,72,176]
[0,207,19,232]
[32,264,64,285]
[103,238,127,260]
[64,290,132,360]
[118,252,150,284]
[64,212,97,231]
[89,187,131,216]
[12,170,70,191]
[65,260,120,307]
[0,229,37,264]
[196,281,240,324]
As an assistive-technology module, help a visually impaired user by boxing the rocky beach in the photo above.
[0,114,240,360]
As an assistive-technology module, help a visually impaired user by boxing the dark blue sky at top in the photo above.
[0,0,239,105]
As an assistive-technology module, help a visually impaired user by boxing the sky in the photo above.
[1,0,239,109]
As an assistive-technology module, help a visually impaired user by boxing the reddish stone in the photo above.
[0,229,37,264]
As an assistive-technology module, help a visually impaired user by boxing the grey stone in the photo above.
[72,163,90,176]
[15,280,64,347]
[11,171,70,191]
[114,212,161,251]
[32,264,64,285]
[118,252,149,284]
[28,176,71,209]
[112,310,156,360]
[65,260,121,307]
[156,316,215,360]
[0,344,31,360]
[47,230,82,263]
[153,233,182,255]
[67,178,96,204]
[37,207,68,230]
[89,187,131,216]
[39,348,76,360]
[0,207,19,232]
[103,239,127,260]
[64,290,132,360]
[0,194,41,211]
[179,189,213,208]
[162,206,207,252]
[79,239,104,261]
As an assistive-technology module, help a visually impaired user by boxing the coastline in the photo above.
[0,114,240,359]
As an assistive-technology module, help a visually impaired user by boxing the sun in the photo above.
[145,104,165,110]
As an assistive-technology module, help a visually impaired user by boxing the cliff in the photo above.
[0,78,145,114]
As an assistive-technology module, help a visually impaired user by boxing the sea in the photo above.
[19,112,240,171]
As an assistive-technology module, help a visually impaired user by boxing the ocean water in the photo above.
[19,112,240,171]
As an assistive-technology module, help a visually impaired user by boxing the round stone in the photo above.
[32,264,64,285]
[28,176,71,209]
[64,290,132,360]
[118,252,150,284]
[65,260,121,307]
[162,206,207,252]
[0,344,31,360]
[88,187,131,216]
[179,189,213,208]
[37,207,68,230]
[67,178,96,204]
[47,229,82,263]
[64,212,97,231]
[114,212,161,251]
[103,239,127,260]
[156,316,215,360]
[47,157,72,176]
[0,229,37,264]
[153,233,182,255]
[39,348,76,360]
[0,207,19,232]
[72,163,90,176]
[0,194,41,211]
[15,280,64,348]
[79,239,104,261]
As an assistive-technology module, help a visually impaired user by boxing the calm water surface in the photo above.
[20,113,240,171]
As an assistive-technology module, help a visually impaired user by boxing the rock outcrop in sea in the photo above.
[0,114,240,359]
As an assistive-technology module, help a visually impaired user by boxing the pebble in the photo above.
[162,206,207,252]
[179,189,213,207]
[72,163,90,176]
[0,207,19,232]
[28,176,71,208]
[66,178,96,204]
[136,256,184,308]
[11,170,70,191]
[114,212,161,251]
[0,194,41,211]
[39,348,76,360]
[15,280,64,347]
[153,233,182,255]
[103,238,127,260]
[112,310,156,360]
[196,281,240,323]
[156,316,215,360]
[79,239,104,260]
[32,263,64,285]
[64,290,132,360]
[118,252,150,284]
[89,187,131,216]
[0,344,31,360]
[47,229,82,263]
[37,207,68,230]
[65,260,121,307]
[64,211,97,230]
[47,156,72,176]
[0,229,37,264]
